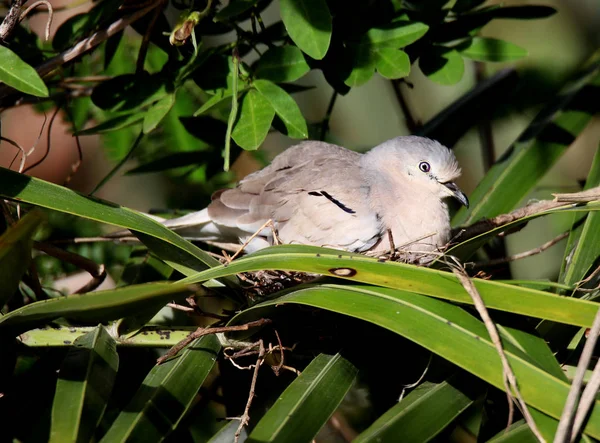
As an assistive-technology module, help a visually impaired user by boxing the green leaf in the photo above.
[91,73,169,113]
[254,46,310,82]
[355,377,477,442]
[0,210,43,306]
[453,56,600,226]
[279,0,332,60]
[231,283,600,440]
[459,37,528,62]
[143,94,175,134]
[0,281,196,335]
[363,21,429,48]
[193,88,248,116]
[344,45,377,87]
[100,335,220,442]
[248,354,357,443]
[232,89,275,150]
[77,112,144,135]
[0,168,221,275]
[179,244,600,328]
[419,47,465,85]
[214,0,260,21]
[560,145,600,288]
[374,48,410,79]
[254,79,308,139]
[0,45,48,97]
[50,326,118,443]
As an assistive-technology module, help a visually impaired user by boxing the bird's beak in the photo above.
[443,182,469,208]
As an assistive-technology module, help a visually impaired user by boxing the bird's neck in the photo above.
[361,165,451,255]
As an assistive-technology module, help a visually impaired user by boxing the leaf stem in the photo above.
[224,47,240,172]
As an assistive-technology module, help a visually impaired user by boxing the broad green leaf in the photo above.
[247,354,357,443]
[0,281,196,335]
[231,283,600,439]
[179,244,600,328]
[279,0,332,60]
[355,377,477,442]
[100,335,220,442]
[76,113,144,135]
[363,21,429,48]
[50,326,118,443]
[208,421,247,443]
[193,87,248,116]
[254,79,308,139]
[453,55,600,226]
[214,0,260,21]
[143,94,175,134]
[232,90,275,150]
[0,45,48,97]
[254,46,310,82]
[344,44,377,87]
[18,326,196,347]
[560,146,600,288]
[419,47,465,85]
[374,48,410,79]
[0,210,43,306]
[459,37,528,62]
[0,168,221,273]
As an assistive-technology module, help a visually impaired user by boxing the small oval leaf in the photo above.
[374,48,411,79]
[255,46,310,82]
[279,0,332,60]
[253,79,308,139]
[0,46,48,97]
[232,89,275,150]
[459,37,528,62]
[420,47,465,85]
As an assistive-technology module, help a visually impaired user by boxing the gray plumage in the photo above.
[162,136,468,262]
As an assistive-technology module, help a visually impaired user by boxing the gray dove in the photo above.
[159,136,468,261]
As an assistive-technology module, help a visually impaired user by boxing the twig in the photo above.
[320,91,337,141]
[450,263,545,442]
[235,339,265,443]
[554,306,600,443]
[453,186,600,242]
[224,46,240,172]
[1,136,27,173]
[157,318,271,365]
[398,353,432,402]
[22,105,60,174]
[63,104,84,185]
[90,129,144,195]
[571,357,600,441]
[19,0,53,40]
[0,0,23,41]
[471,231,569,269]
[135,0,165,74]
[33,241,107,293]
[391,79,419,133]
[228,218,275,262]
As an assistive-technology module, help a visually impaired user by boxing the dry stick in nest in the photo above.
[234,339,265,443]
[554,306,600,443]
[450,263,546,443]
[156,318,272,365]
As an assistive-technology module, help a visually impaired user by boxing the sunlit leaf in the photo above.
[254,79,308,139]
[0,46,48,97]
[459,37,528,62]
[254,46,310,82]
[279,0,332,60]
[232,89,275,150]
[374,48,410,79]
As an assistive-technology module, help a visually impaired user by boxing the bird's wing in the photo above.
[208,141,384,251]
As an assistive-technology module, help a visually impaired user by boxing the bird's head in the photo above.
[364,136,469,207]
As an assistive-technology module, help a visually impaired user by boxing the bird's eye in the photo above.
[419,161,431,173]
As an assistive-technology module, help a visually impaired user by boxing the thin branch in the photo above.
[0,0,23,41]
[471,231,569,269]
[19,0,53,40]
[224,46,240,172]
[1,136,26,172]
[90,129,144,195]
[320,91,337,141]
[34,241,107,293]
[391,79,419,133]
[571,357,600,441]
[63,104,84,185]
[451,263,545,442]
[235,339,265,443]
[156,318,272,365]
[22,105,60,174]
[135,0,165,74]
[554,306,600,443]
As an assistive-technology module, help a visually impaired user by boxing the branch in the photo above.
[0,0,23,42]
[451,263,545,442]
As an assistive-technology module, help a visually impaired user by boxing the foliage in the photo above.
[0,0,599,442]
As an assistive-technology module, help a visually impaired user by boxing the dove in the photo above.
[157,136,468,262]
